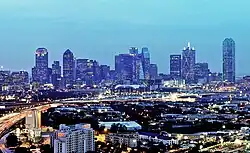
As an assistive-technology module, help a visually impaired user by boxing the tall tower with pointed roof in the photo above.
[63,49,74,86]
[182,42,196,84]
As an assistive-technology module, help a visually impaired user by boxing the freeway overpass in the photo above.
[0,103,61,152]
[0,104,61,136]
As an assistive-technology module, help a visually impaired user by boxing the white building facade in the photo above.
[53,124,95,153]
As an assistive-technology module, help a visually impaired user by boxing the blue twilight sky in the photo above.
[0,0,250,75]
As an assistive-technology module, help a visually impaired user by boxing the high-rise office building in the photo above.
[75,59,100,85]
[182,42,196,84]
[170,54,182,80]
[194,63,209,84]
[48,68,52,83]
[53,124,95,153]
[32,48,49,84]
[0,70,11,87]
[129,47,141,83]
[139,60,144,80]
[141,47,151,80]
[76,59,89,83]
[109,70,117,81]
[115,54,134,82]
[223,38,235,82]
[149,64,158,80]
[100,65,110,81]
[11,71,29,85]
[52,61,61,89]
[93,60,101,83]
[132,54,141,82]
[63,49,74,86]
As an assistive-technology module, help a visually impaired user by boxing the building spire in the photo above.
[187,42,191,48]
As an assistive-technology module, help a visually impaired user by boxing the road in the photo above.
[0,103,60,153]
[0,133,11,153]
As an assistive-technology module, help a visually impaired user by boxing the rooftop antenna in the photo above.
[187,42,191,48]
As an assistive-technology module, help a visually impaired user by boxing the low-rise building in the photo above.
[139,132,179,146]
[105,133,139,148]
[99,121,142,131]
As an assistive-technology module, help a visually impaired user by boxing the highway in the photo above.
[0,133,11,153]
[0,103,60,153]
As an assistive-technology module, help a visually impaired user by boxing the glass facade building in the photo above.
[170,54,182,80]
[32,48,49,84]
[63,49,74,86]
[182,43,196,84]
[141,47,151,80]
[223,38,235,83]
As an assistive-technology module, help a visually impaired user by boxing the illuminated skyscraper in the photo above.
[141,47,151,80]
[170,54,181,80]
[129,47,141,83]
[182,42,196,83]
[100,65,110,81]
[223,38,235,82]
[194,63,209,84]
[11,71,29,85]
[115,54,133,82]
[149,64,158,80]
[63,49,74,86]
[32,48,49,84]
[132,55,141,82]
[52,61,61,89]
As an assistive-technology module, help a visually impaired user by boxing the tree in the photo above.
[30,145,36,149]
[15,147,31,153]
[110,123,128,133]
[6,133,18,147]
[158,142,166,153]
[110,123,119,133]
[40,144,53,153]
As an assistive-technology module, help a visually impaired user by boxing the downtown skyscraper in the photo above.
[32,48,49,84]
[63,49,74,86]
[115,47,147,84]
[223,38,235,83]
[170,54,182,80]
[52,61,61,89]
[194,62,209,84]
[182,42,196,84]
[115,54,134,82]
[129,47,141,82]
[75,59,101,85]
[149,64,158,80]
[141,47,151,80]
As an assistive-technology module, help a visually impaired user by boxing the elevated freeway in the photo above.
[0,103,61,152]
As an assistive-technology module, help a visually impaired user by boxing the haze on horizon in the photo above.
[0,0,250,76]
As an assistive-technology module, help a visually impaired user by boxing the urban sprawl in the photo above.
[1,38,250,153]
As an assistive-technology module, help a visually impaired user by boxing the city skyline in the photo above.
[0,41,239,75]
[2,2,250,153]
[1,0,250,75]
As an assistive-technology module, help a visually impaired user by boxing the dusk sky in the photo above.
[0,0,250,75]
